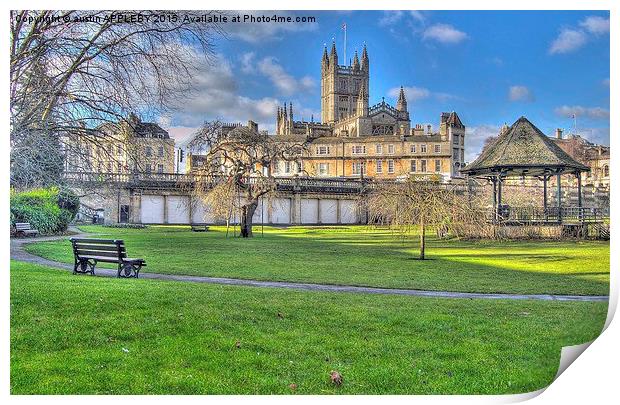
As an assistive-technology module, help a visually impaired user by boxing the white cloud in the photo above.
[388,86,458,103]
[240,52,255,74]
[225,11,318,43]
[409,11,426,22]
[549,16,608,55]
[465,125,502,162]
[554,105,610,120]
[378,11,405,26]
[256,57,316,95]
[389,86,429,101]
[422,24,468,44]
[579,16,610,35]
[508,85,534,102]
[549,28,588,54]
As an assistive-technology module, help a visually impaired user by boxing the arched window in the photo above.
[603,165,609,177]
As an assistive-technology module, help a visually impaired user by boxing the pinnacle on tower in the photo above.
[288,102,294,122]
[329,41,338,65]
[361,44,369,71]
[322,45,329,69]
[396,86,408,112]
[357,79,368,116]
[352,50,360,70]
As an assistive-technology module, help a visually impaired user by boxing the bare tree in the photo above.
[189,121,307,238]
[367,177,482,259]
[10,10,224,189]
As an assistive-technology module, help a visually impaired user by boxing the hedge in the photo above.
[10,187,79,235]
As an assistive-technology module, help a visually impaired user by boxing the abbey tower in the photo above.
[320,42,369,124]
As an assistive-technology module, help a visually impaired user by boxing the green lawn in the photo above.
[10,261,608,394]
[25,225,609,296]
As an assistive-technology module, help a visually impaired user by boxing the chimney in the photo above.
[427,124,432,135]
[247,120,258,132]
[555,128,563,139]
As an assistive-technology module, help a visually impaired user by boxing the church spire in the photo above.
[396,86,407,112]
[352,50,360,70]
[361,44,369,71]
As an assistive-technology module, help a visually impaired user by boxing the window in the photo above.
[145,146,152,157]
[158,146,164,157]
[352,162,366,175]
[434,144,441,153]
[146,164,152,173]
[376,144,383,154]
[272,160,279,174]
[284,161,291,174]
[453,134,459,145]
[410,144,417,153]
[297,161,303,173]
[316,146,330,155]
[376,159,383,174]
[157,164,164,173]
[352,145,366,154]
[453,148,459,160]
[435,159,441,172]
[318,163,329,176]
[410,160,417,172]
[387,160,395,174]
[117,163,122,173]
[604,165,609,177]
[420,144,427,153]
[388,144,395,155]
[420,159,427,172]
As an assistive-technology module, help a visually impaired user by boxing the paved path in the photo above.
[10,231,608,302]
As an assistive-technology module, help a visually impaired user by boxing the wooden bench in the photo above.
[190,223,210,232]
[70,238,146,278]
[14,222,39,237]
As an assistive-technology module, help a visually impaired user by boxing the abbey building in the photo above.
[274,42,466,181]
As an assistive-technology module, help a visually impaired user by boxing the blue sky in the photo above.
[163,10,610,161]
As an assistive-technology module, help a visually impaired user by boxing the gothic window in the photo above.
[372,125,395,135]
[453,148,459,160]
[453,134,459,145]
[604,165,609,177]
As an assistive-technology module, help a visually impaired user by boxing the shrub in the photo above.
[10,187,79,235]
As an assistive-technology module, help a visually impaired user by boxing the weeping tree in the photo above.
[189,121,307,238]
[10,10,224,189]
[367,177,482,259]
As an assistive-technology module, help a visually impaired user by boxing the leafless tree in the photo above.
[188,121,307,238]
[10,10,225,189]
[367,177,484,259]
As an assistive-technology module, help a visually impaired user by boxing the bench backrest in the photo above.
[15,223,32,231]
[70,238,127,261]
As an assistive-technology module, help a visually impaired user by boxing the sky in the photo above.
[160,10,610,162]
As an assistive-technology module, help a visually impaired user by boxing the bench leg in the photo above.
[75,258,96,275]
[119,262,143,278]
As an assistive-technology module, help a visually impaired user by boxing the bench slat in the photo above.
[74,243,126,252]
[75,250,125,258]
[71,238,124,244]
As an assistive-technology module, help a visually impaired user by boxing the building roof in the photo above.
[462,116,590,177]
[441,111,464,129]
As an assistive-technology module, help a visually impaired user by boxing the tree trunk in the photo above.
[239,201,258,238]
[419,221,426,260]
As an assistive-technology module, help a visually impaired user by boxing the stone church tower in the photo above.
[320,42,369,124]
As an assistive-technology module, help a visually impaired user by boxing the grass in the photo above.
[10,260,608,394]
[25,225,610,296]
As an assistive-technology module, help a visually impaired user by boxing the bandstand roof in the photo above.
[461,116,590,178]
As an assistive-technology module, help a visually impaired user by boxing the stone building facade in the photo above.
[552,129,610,189]
[64,113,175,174]
[274,42,466,181]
